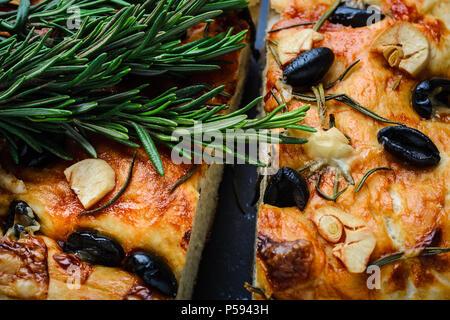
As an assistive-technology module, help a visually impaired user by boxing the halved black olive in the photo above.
[378,126,440,167]
[124,251,178,298]
[63,231,125,267]
[329,4,385,28]
[283,47,334,87]
[263,167,310,211]
[3,200,39,236]
[412,78,450,119]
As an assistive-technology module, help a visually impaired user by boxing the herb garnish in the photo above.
[313,0,340,32]
[268,41,282,67]
[0,0,315,176]
[369,247,450,268]
[79,150,137,216]
[244,282,273,300]
[268,22,316,33]
[169,164,198,193]
[354,167,392,193]
[316,169,349,202]
[325,59,360,89]
[392,76,402,90]
[312,83,327,127]
[293,92,404,126]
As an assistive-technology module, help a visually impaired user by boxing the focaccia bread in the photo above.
[254,0,450,300]
[0,4,255,300]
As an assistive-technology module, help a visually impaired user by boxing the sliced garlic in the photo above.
[304,127,354,162]
[314,214,343,243]
[64,159,116,209]
[312,207,376,273]
[371,22,430,77]
[0,165,26,194]
[277,29,324,65]
[333,227,376,273]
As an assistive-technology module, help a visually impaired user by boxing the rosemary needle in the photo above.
[268,42,282,68]
[169,165,198,194]
[315,170,349,202]
[325,59,360,90]
[0,0,316,176]
[392,76,403,90]
[268,22,316,33]
[369,247,450,268]
[354,167,392,193]
[313,0,340,32]
[79,151,137,216]
[244,282,273,300]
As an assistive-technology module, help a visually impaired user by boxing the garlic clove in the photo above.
[64,159,116,209]
[277,29,324,65]
[371,22,430,77]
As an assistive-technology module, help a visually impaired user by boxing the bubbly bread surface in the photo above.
[256,0,450,299]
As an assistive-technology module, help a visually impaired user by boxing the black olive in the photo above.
[3,200,38,235]
[378,126,440,167]
[329,4,385,28]
[283,47,334,87]
[17,141,55,167]
[63,231,125,267]
[412,78,450,119]
[263,167,310,211]
[124,251,178,298]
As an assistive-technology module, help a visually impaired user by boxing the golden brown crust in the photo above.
[0,236,49,299]
[256,0,450,300]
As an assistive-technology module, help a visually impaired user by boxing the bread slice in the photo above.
[0,9,257,300]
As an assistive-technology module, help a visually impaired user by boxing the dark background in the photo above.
[193,0,269,300]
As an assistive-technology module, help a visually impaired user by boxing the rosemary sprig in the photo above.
[392,76,402,90]
[169,164,198,193]
[312,83,326,127]
[79,150,137,216]
[2,0,249,38]
[0,2,249,100]
[293,92,404,126]
[333,94,404,126]
[315,169,349,202]
[244,282,273,300]
[354,167,392,193]
[313,0,340,32]
[268,21,316,33]
[268,41,282,67]
[325,59,360,89]
[0,0,317,175]
[369,247,450,268]
[1,85,312,175]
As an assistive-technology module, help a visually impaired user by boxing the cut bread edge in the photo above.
[177,19,256,299]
